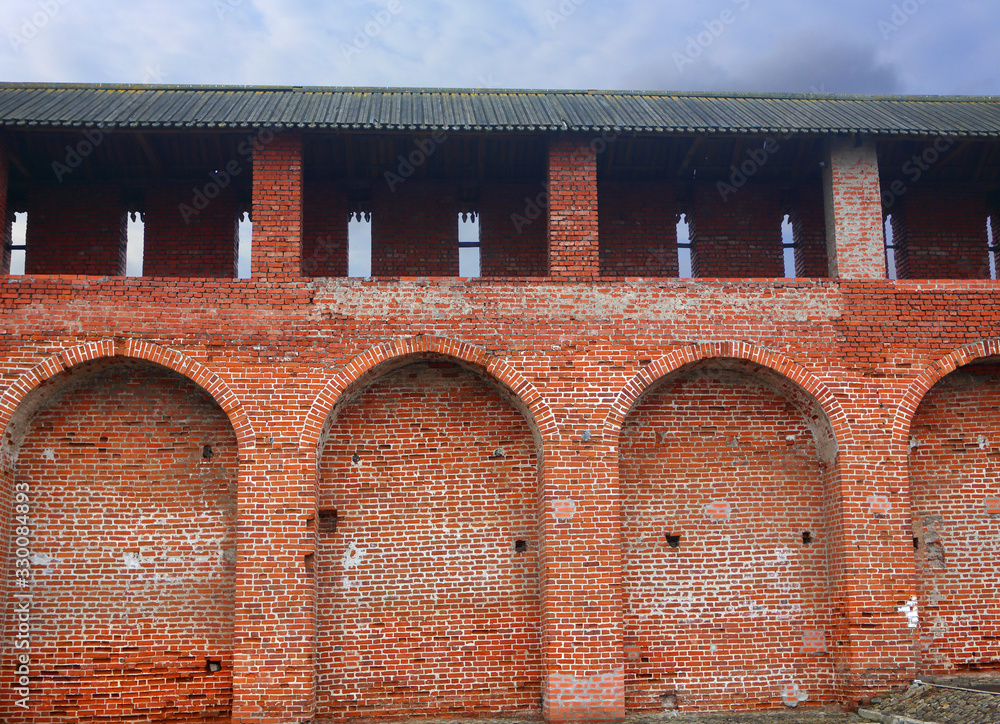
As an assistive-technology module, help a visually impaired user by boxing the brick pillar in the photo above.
[0,136,9,275]
[252,131,303,281]
[822,138,886,279]
[232,444,316,723]
[547,137,599,281]
[541,436,625,721]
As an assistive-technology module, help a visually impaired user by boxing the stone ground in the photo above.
[345,712,864,724]
[858,677,1000,724]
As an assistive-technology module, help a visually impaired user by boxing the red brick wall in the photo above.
[24,186,126,276]
[892,189,991,279]
[0,137,9,275]
[372,182,458,276]
[251,131,301,281]
[316,361,542,718]
[0,361,237,723]
[908,363,1000,672]
[144,184,238,277]
[548,137,598,281]
[690,184,784,277]
[621,366,836,711]
[303,182,350,277]
[823,139,886,279]
[791,182,830,278]
[599,181,679,278]
[480,181,548,277]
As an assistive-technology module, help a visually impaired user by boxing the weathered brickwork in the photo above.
[144,183,239,278]
[0,125,997,723]
[0,362,236,723]
[689,185,785,278]
[891,188,992,279]
[24,185,126,276]
[599,181,679,278]
[621,366,837,711]
[316,362,542,719]
[909,364,1000,672]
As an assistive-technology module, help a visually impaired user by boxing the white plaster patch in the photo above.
[909,437,920,450]
[979,435,990,450]
[342,542,365,569]
[782,682,808,707]
[123,552,143,569]
[42,448,56,462]
[898,596,919,628]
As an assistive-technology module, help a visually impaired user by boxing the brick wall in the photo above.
[892,188,991,279]
[621,365,836,711]
[480,181,548,277]
[823,139,886,279]
[251,131,302,281]
[909,363,1000,672]
[372,181,459,277]
[302,182,350,277]
[24,185,126,275]
[791,181,831,278]
[144,183,239,277]
[0,137,9,274]
[0,361,237,723]
[599,181,679,278]
[316,362,542,717]
[689,184,784,278]
[547,137,598,281]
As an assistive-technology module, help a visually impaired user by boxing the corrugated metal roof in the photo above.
[1,83,999,137]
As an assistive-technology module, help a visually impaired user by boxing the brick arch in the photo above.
[892,338,1000,453]
[603,341,851,449]
[0,339,256,453]
[298,335,559,452]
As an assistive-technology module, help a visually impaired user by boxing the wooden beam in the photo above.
[675,136,704,179]
[133,133,163,177]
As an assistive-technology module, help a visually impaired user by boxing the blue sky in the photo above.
[1,0,997,95]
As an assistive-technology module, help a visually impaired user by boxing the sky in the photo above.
[3,0,997,277]
[1,0,997,96]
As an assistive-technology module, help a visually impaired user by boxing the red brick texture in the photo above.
[0,361,237,723]
[689,185,784,278]
[909,364,1000,671]
[0,137,9,275]
[599,181,678,278]
[144,184,239,277]
[823,139,886,279]
[251,131,302,281]
[890,188,991,279]
[372,181,459,277]
[791,182,831,278]
[303,182,350,277]
[480,181,548,277]
[316,362,542,718]
[24,185,126,276]
[2,129,1000,722]
[547,137,599,281]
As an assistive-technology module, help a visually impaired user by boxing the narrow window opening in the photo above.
[9,211,27,275]
[126,211,144,277]
[988,216,996,281]
[238,211,252,279]
[802,531,813,545]
[913,536,920,550]
[781,214,796,278]
[665,533,681,548]
[676,213,692,278]
[514,539,527,553]
[348,212,372,278]
[202,444,214,460]
[884,215,898,280]
[458,212,480,278]
[206,659,223,674]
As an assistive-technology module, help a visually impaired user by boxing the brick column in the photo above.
[547,137,599,281]
[0,136,9,275]
[541,435,625,721]
[252,131,303,281]
[822,138,886,279]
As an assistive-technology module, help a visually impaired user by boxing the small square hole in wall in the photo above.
[913,536,920,550]
[802,531,813,545]
[206,659,222,674]
[515,540,528,553]
[665,534,681,548]
[319,509,338,534]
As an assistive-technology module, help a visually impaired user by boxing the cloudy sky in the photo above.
[1,0,997,96]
